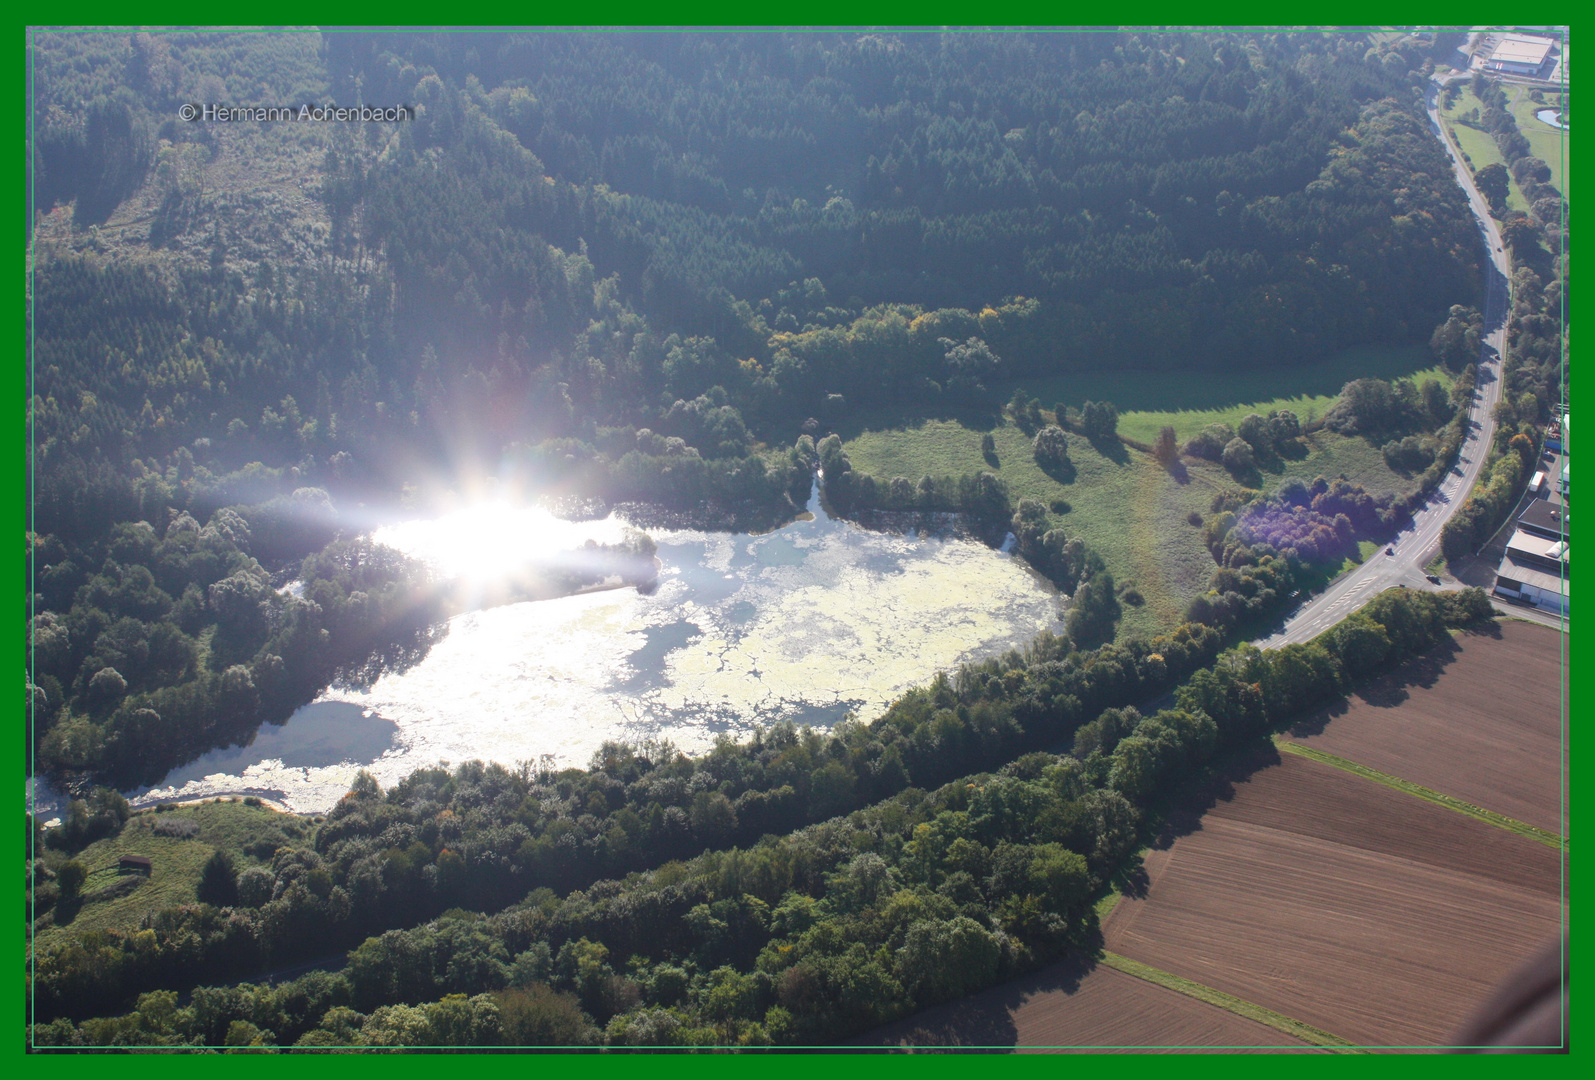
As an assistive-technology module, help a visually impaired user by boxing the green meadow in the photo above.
[1510,86,1570,196]
[32,799,307,949]
[1440,88,1532,213]
[991,345,1450,443]
[845,349,1440,639]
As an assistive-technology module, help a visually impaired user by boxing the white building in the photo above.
[1494,527,1569,613]
[1485,35,1555,77]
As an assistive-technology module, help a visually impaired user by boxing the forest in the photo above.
[27,30,1500,786]
[30,31,1485,516]
[28,585,1494,1047]
[25,28,1558,1050]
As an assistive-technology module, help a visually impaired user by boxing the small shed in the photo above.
[119,854,153,875]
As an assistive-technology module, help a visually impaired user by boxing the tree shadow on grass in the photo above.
[1111,855,1151,900]
[1038,457,1076,485]
[49,894,84,927]
[1276,438,1310,462]
[1165,459,1190,485]
[1251,453,1288,479]
[1088,436,1131,466]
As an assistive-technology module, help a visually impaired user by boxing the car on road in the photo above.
[1426,574,1443,585]
[1386,546,1396,556]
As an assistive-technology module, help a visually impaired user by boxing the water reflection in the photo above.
[332,618,453,691]
[141,703,399,805]
[133,486,1064,813]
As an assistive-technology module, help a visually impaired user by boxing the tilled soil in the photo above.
[856,955,1317,1053]
[1103,754,1565,1048]
[1282,620,1567,834]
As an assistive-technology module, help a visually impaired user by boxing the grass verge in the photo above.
[1274,738,1566,851]
[844,418,1224,640]
[1439,87,1531,213]
[1093,889,1125,924]
[1509,86,1570,195]
[1098,951,1362,1051]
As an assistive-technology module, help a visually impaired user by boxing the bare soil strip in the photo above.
[856,954,1316,1052]
[1103,754,1564,1047]
[1277,739,1565,849]
[1099,951,1360,1050]
[1282,620,1566,834]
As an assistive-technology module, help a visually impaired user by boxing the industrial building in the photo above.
[1484,35,1556,77]
[1494,499,1569,614]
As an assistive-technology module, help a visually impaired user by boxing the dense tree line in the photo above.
[1463,73,1567,242]
[1451,73,1568,448]
[27,495,445,788]
[30,586,1493,1048]
[28,604,1230,1024]
[1440,429,1541,561]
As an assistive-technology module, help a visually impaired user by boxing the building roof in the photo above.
[1518,499,1570,539]
[1505,527,1569,565]
[1496,554,1570,597]
[1491,35,1555,66]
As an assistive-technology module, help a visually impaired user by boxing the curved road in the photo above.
[1256,73,1511,650]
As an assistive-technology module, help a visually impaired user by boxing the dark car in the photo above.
[1386,546,1396,556]
[1426,574,1442,585]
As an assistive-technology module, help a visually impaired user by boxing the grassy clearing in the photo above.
[1271,428,1421,498]
[32,800,308,948]
[845,401,1426,639]
[1113,365,1451,447]
[1274,739,1567,851]
[1439,89,1531,213]
[846,418,1224,639]
[994,346,1444,441]
[1099,951,1361,1051]
[1510,86,1570,196]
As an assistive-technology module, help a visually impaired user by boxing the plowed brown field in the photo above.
[1282,620,1566,833]
[857,956,1315,1052]
[1102,753,1564,1047]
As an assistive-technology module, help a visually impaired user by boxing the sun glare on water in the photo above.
[372,502,635,584]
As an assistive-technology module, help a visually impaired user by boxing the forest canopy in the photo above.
[29,30,1482,504]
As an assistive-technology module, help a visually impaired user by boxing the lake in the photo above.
[126,485,1064,814]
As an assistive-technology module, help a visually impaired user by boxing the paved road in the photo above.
[1488,598,1569,633]
[1255,74,1512,650]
